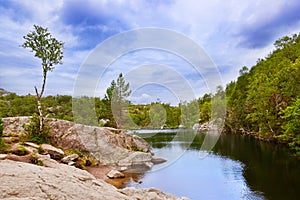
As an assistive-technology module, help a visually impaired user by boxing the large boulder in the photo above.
[2,117,157,168]
[2,116,30,136]
[0,160,189,200]
[45,118,153,166]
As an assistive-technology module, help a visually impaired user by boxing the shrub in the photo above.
[24,113,50,144]
[0,118,5,149]
[0,118,3,138]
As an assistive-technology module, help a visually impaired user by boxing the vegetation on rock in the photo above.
[23,113,50,144]
[0,118,5,149]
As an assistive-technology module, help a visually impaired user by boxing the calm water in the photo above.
[127,130,300,200]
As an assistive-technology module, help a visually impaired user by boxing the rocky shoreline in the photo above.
[0,117,188,200]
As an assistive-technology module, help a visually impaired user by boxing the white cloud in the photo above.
[1,0,300,103]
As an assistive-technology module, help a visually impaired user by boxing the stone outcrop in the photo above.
[0,160,188,200]
[2,117,163,169]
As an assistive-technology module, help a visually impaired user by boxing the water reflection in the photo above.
[129,130,300,200]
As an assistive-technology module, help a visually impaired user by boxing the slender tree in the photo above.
[111,73,131,128]
[22,25,64,132]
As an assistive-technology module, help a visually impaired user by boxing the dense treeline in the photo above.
[0,93,73,121]
[225,33,300,154]
[0,93,211,129]
[1,33,299,154]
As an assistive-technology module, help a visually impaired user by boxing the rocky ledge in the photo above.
[0,117,188,199]
[2,117,163,169]
[0,159,188,200]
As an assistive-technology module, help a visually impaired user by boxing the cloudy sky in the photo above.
[1,0,300,104]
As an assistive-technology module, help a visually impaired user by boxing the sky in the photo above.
[1,0,300,105]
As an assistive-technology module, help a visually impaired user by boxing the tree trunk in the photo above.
[34,70,47,133]
[35,86,44,133]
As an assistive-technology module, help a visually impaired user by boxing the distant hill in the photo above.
[0,88,11,96]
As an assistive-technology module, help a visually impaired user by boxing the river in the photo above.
[127,130,300,200]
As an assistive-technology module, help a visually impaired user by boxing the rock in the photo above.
[106,169,125,179]
[0,159,128,199]
[0,154,7,160]
[119,187,190,200]
[0,160,187,200]
[24,142,40,149]
[36,154,59,168]
[192,123,200,130]
[41,144,64,160]
[151,156,167,164]
[3,117,155,168]
[2,116,30,136]
[61,154,79,164]
[119,166,127,171]
[10,143,29,156]
[23,146,38,154]
[144,162,154,169]
[179,124,185,129]
[68,161,75,166]
[118,152,152,167]
[44,118,153,166]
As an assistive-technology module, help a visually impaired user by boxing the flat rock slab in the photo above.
[41,144,64,160]
[151,156,167,164]
[0,160,189,200]
[24,142,40,149]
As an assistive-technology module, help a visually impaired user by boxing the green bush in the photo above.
[24,113,50,144]
[0,118,5,149]
[0,118,3,138]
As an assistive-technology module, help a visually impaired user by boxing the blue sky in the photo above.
[1,0,300,104]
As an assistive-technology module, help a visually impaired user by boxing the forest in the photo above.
[1,33,299,154]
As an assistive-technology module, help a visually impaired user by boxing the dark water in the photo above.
[127,130,300,200]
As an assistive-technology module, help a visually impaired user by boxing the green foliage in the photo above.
[0,118,5,149]
[65,149,84,158]
[179,100,199,128]
[111,73,132,128]
[0,118,3,138]
[24,113,50,144]
[22,25,64,73]
[0,94,73,119]
[278,98,300,153]
[225,32,300,153]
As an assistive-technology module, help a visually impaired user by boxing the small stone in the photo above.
[68,161,75,166]
[0,154,7,160]
[41,144,64,160]
[24,142,40,149]
[120,167,127,171]
[61,154,79,164]
[106,169,125,179]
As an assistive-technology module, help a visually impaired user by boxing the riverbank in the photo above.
[0,158,188,200]
[194,121,299,156]
[0,117,188,199]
